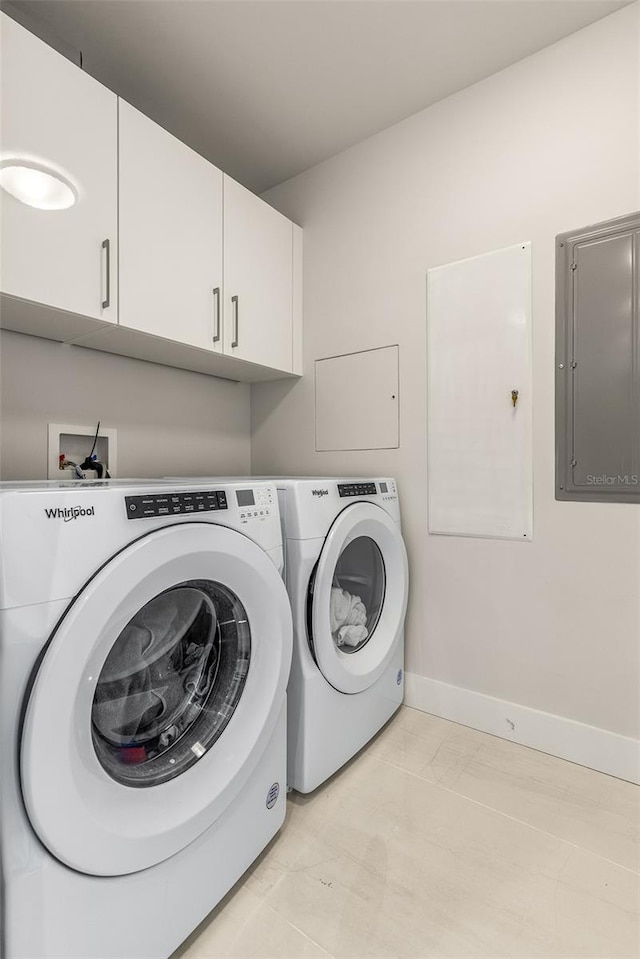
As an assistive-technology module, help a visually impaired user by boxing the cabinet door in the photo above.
[223,176,293,371]
[118,101,223,351]
[0,14,117,323]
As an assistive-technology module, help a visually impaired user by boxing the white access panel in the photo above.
[427,243,533,541]
[315,346,399,451]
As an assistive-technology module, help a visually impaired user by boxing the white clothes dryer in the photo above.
[0,479,292,959]
[274,478,408,792]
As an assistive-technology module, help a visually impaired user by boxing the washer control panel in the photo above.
[238,485,274,524]
[125,489,228,519]
[338,482,377,497]
[379,479,397,498]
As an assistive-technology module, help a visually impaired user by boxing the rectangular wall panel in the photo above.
[315,346,399,451]
[427,243,533,540]
[556,212,640,503]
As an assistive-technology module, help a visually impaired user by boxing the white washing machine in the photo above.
[0,479,292,959]
[274,478,409,792]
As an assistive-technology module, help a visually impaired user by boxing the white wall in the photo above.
[0,330,251,479]
[252,6,640,743]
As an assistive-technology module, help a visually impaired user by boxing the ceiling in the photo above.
[7,0,630,193]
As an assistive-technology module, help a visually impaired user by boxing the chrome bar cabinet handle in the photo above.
[231,295,239,348]
[212,287,221,342]
[101,238,110,309]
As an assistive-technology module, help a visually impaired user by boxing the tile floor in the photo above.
[173,707,640,959]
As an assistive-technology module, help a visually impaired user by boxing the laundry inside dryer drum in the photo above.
[91,582,250,787]
[330,536,386,653]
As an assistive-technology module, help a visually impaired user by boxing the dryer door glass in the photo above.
[330,536,385,653]
[92,580,250,787]
[306,502,408,695]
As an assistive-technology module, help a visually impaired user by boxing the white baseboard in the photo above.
[404,672,640,785]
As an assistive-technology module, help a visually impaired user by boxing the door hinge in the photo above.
[570,261,577,271]
[570,360,577,370]
[570,458,577,468]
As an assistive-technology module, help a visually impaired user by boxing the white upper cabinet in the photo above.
[118,101,224,352]
[0,13,118,325]
[0,13,301,382]
[223,176,294,372]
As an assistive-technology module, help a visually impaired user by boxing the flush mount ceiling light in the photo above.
[0,161,77,210]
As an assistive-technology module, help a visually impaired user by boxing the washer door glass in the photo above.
[330,537,385,654]
[92,581,250,787]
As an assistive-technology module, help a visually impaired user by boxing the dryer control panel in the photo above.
[125,490,228,519]
[338,482,377,497]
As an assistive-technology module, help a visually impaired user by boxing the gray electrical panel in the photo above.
[556,211,639,503]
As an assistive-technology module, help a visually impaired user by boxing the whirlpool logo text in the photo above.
[44,505,95,522]
[311,489,329,497]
